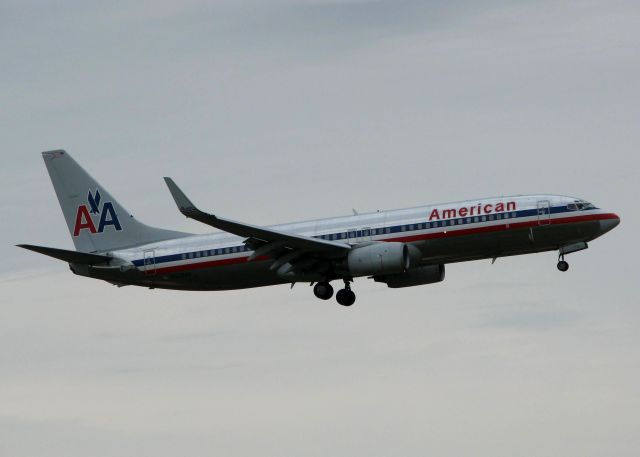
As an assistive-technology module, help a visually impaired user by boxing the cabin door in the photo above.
[537,200,551,225]
[143,249,156,276]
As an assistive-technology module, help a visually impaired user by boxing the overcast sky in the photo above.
[1,1,639,456]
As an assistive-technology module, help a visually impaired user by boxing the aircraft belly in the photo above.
[417,221,597,265]
[88,259,286,291]
[161,260,287,291]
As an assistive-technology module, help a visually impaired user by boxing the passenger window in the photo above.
[489,215,494,221]
[466,218,471,223]
[181,254,186,260]
[511,212,517,218]
[474,217,479,223]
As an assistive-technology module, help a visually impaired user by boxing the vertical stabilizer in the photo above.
[42,150,190,252]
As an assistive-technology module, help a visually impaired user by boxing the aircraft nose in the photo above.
[600,213,620,234]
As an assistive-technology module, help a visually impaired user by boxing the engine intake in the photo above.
[347,242,410,277]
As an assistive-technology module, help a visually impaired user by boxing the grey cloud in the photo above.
[1,1,639,456]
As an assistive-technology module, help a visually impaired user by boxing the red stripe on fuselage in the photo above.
[150,213,618,274]
[387,212,618,243]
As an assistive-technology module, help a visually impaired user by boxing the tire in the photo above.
[313,282,333,300]
[336,289,356,306]
[557,260,569,272]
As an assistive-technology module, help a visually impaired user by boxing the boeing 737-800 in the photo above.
[18,150,620,306]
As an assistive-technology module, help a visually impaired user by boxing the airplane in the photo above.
[18,150,620,306]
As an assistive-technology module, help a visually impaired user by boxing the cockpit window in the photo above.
[568,200,595,211]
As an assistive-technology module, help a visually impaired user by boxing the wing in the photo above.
[163,178,351,264]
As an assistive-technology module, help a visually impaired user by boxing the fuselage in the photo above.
[87,194,619,291]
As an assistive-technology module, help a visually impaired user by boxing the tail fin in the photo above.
[42,150,191,252]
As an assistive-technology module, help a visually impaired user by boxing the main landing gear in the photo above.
[313,280,356,306]
[313,281,334,300]
[336,281,356,307]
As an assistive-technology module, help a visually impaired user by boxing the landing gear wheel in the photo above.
[313,282,334,300]
[336,289,356,307]
[557,260,569,272]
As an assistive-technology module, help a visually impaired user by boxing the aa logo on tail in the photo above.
[73,189,122,236]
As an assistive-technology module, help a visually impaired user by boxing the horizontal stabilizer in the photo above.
[16,244,112,264]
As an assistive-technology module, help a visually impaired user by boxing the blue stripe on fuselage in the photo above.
[131,205,594,267]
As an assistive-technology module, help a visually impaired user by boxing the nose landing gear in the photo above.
[557,254,569,272]
[556,242,588,272]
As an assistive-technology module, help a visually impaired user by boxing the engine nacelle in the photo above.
[347,242,410,277]
[374,264,445,288]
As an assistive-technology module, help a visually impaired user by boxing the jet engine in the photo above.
[374,264,445,288]
[347,242,412,276]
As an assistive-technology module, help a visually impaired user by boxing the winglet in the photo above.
[163,177,200,216]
